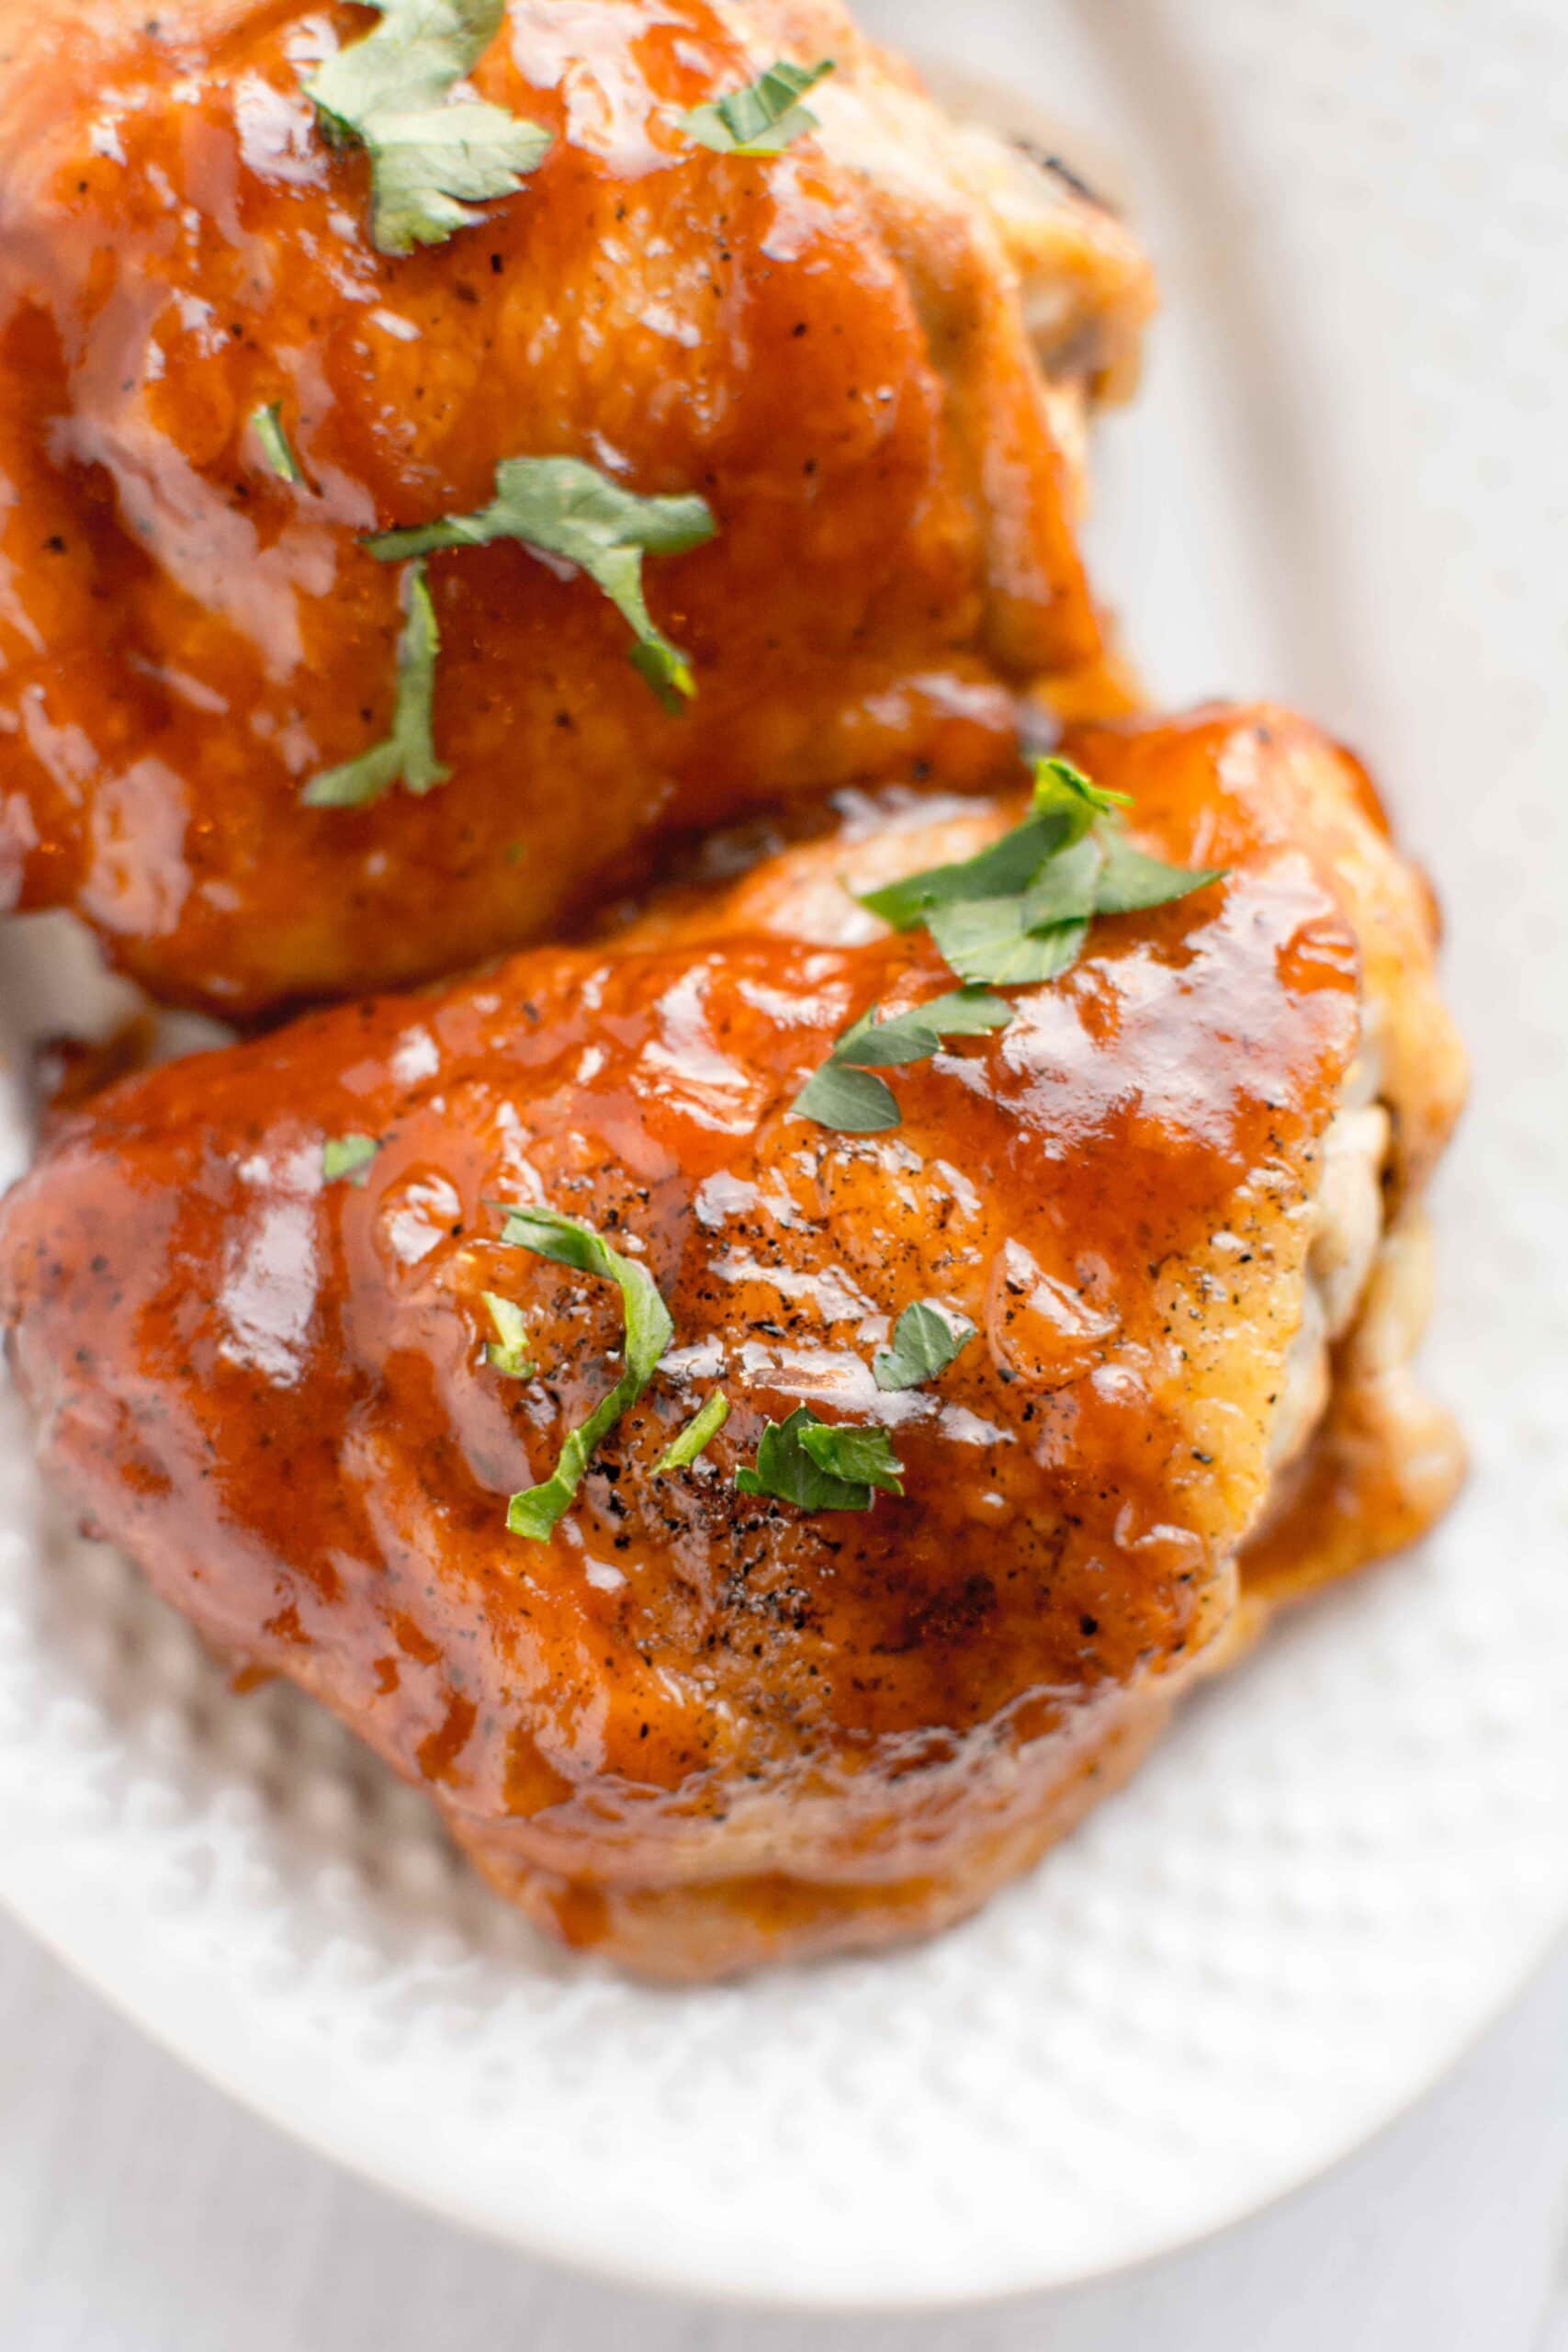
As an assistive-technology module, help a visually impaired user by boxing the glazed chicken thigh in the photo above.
[0,706,1464,1977]
[0,0,1151,1012]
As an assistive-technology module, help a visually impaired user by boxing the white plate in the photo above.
[1,0,1565,2311]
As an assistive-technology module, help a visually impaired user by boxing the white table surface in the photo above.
[2,1912,1565,2351]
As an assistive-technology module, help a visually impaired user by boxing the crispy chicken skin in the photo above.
[623,700,1469,1623]
[0,0,1151,1014]
[0,707,1463,1978]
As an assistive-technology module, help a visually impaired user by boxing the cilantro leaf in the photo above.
[480,1290,535,1378]
[1094,831,1227,914]
[857,754,1128,932]
[1032,752,1131,825]
[497,1206,674,1541]
[321,1133,380,1184]
[798,1418,904,1495]
[303,560,449,808]
[1019,832,1102,928]
[925,901,1089,987]
[872,1300,976,1392]
[856,751,1224,989]
[789,1063,901,1133]
[305,0,552,256]
[792,987,1011,1131]
[920,832,1096,987]
[831,988,1012,1069]
[682,59,834,156]
[734,1406,899,1511]
[367,456,716,707]
[654,1389,730,1473]
[856,811,1073,933]
[253,401,302,483]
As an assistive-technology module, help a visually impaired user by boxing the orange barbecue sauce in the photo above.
[0,0,1109,1012]
[0,710,1393,1975]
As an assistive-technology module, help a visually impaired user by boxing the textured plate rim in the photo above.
[3,1724,1564,2312]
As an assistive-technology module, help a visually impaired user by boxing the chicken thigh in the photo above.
[0,706,1464,1977]
[0,0,1151,1012]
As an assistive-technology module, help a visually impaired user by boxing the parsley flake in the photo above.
[925,899,1089,988]
[1094,829,1225,914]
[800,1419,904,1493]
[302,560,449,808]
[787,1063,898,1135]
[367,455,716,707]
[860,754,1224,990]
[252,401,303,483]
[480,1291,535,1378]
[682,59,835,156]
[797,755,1223,1125]
[496,1206,674,1541]
[856,808,1075,935]
[872,1300,976,1392]
[791,987,1011,1133]
[321,1133,380,1184]
[734,1406,902,1512]
[305,0,552,256]
[1033,754,1132,823]
[654,1390,730,1473]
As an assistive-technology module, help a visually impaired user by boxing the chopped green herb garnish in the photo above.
[872,1300,976,1393]
[497,1206,674,1541]
[829,989,1014,1067]
[855,807,1077,934]
[253,401,303,483]
[861,753,1224,990]
[305,0,552,256]
[681,59,834,156]
[859,758,1120,934]
[791,987,1011,1132]
[734,1405,901,1512]
[1093,828,1224,914]
[1032,754,1132,823]
[367,455,716,707]
[1017,831,1104,929]
[321,1133,380,1184]
[924,899,1089,989]
[302,560,448,808]
[788,1062,902,1136]
[480,1290,535,1378]
[799,1418,904,1494]
[797,755,1222,1127]
[654,1389,730,1473]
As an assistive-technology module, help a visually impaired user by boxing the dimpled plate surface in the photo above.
[0,0,1564,2309]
